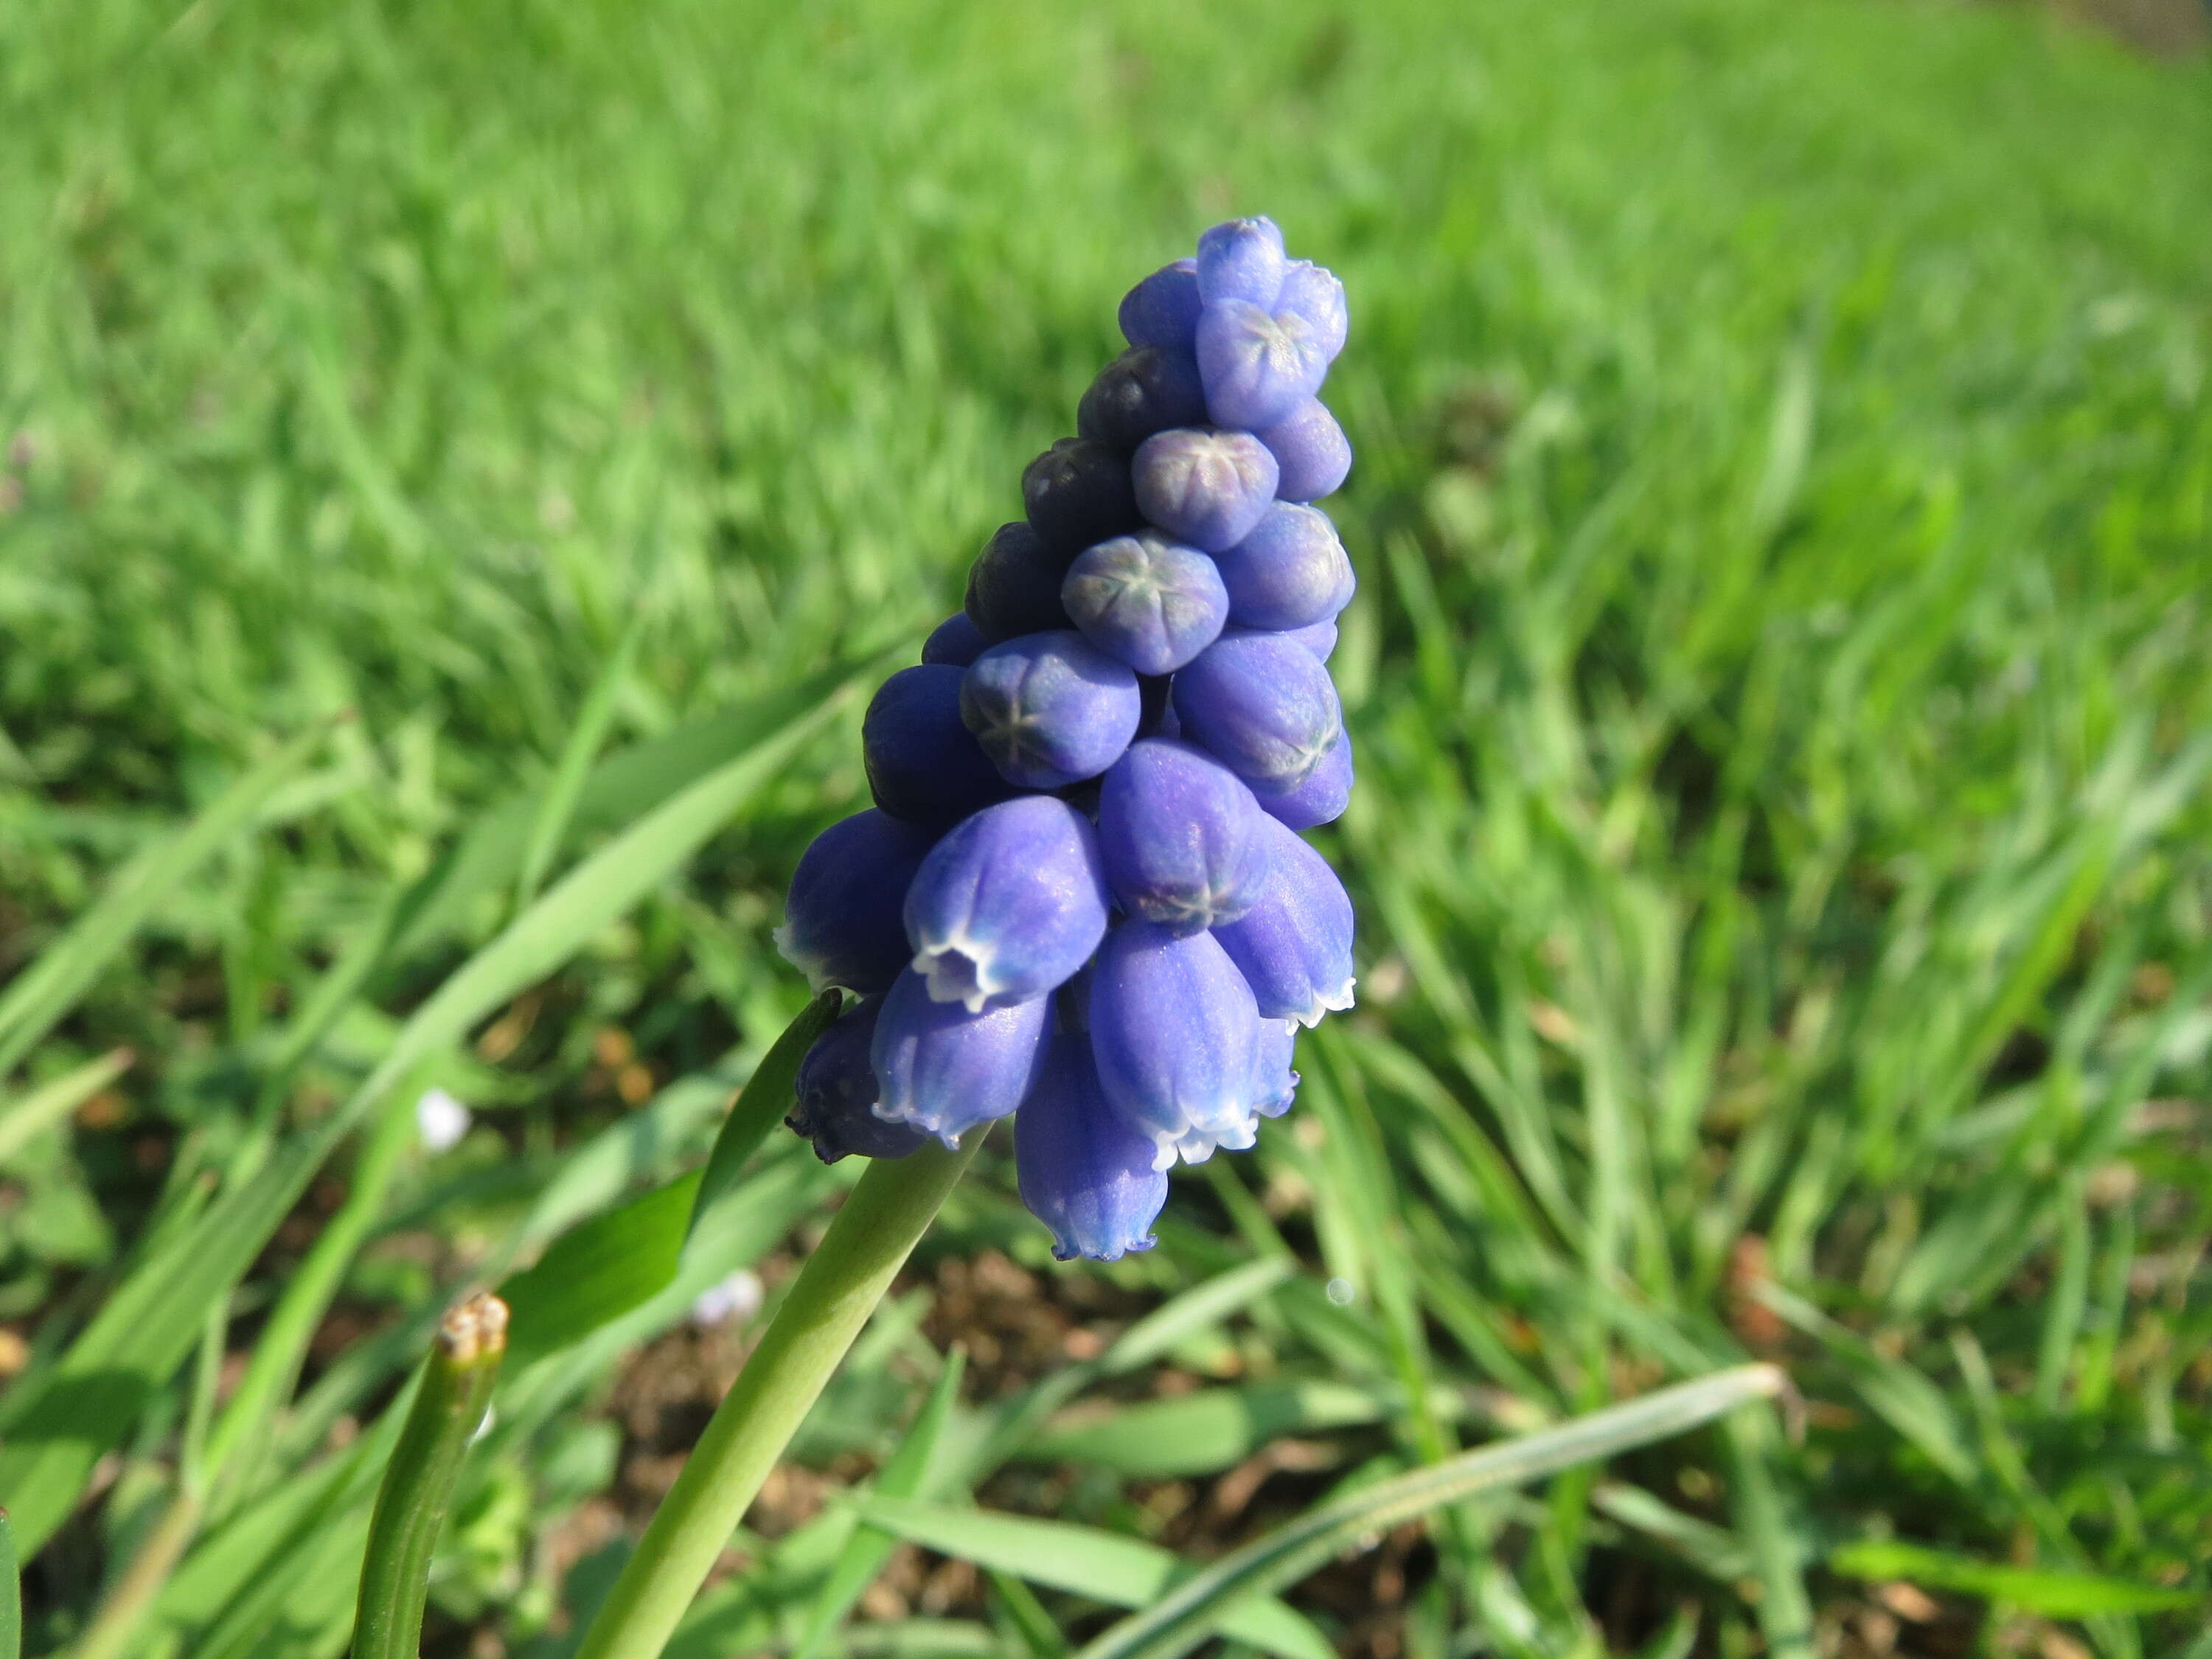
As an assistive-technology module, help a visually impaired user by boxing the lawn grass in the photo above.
[1,0,2208,1653]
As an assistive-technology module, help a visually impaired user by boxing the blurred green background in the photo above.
[2,0,2209,1655]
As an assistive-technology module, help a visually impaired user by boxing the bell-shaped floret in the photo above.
[1131,428,1279,553]
[775,809,940,993]
[1258,725,1352,830]
[1172,631,1343,795]
[1276,261,1348,364]
[1118,258,1203,352]
[961,630,1142,790]
[1015,1034,1169,1262]
[1023,438,1142,557]
[1090,921,1262,1169]
[1096,739,1271,936]
[903,796,1108,1013]
[863,665,1013,824]
[1195,217,1287,308]
[788,996,930,1164]
[1258,397,1352,504]
[966,521,1073,641]
[871,967,1051,1148]
[1211,814,1356,1027]
[1195,300,1330,431]
[1212,503,1356,632]
[922,611,988,667]
[1249,1016,1299,1118]
[1061,532,1228,676]
[1078,347,1209,451]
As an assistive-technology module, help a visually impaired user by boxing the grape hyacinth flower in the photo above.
[776,214,1359,1259]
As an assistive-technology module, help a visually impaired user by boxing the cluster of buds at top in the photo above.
[778,218,1356,1261]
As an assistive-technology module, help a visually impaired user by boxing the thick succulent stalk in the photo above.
[572,1135,983,1659]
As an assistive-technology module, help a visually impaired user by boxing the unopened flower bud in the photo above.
[789,995,930,1163]
[1196,300,1330,431]
[1276,260,1348,364]
[1257,725,1352,830]
[1078,347,1209,451]
[1258,397,1352,504]
[1119,258,1203,352]
[776,808,942,992]
[1212,814,1356,1027]
[966,521,1074,641]
[1172,631,1343,795]
[1131,428,1279,553]
[1023,438,1142,557]
[1096,739,1270,936]
[961,630,1141,789]
[1061,532,1228,675]
[1196,217,1287,308]
[863,666,1014,824]
[922,611,988,667]
[871,967,1052,1147]
[1212,503,1355,632]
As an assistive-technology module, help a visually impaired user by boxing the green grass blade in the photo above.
[352,1295,509,1659]
[0,672,855,1559]
[1073,1366,1787,1659]
[844,1498,1335,1659]
[501,1172,703,1367]
[0,1046,133,1164]
[0,717,337,1081]
[515,613,646,911]
[1,1508,18,1659]
[1829,1541,2197,1618]
[790,1348,969,1659]
[685,990,841,1248]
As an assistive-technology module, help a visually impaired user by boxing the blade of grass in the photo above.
[0,717,338,1082]
[352,1294,509,1659]
[1,1509,18,1659]
[685,989,841,1248]
[0,1047,133,1165]
[1073,1365,1788,1659]
[515,612,646,911]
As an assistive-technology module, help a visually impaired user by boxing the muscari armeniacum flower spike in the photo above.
[1212,501,1356,632]
[1090,919,1262,1169]
[872,966,1052,1148]
[1172,629,1343,795]
[961,630,1141,789]
[1119,258,1203,352]
[789,995,931,1164]
[1211,812,1356,1028]
[776,808,942,993]
[1060,532,1228,676]
[1258,723,1352,830]
[904,795,1109,1012]
[1096,738,1270,936]
[1258,397,1352,504]
[1131,428,1279,553]
[863,664,1012,825]
[1016,1033,1169,1262]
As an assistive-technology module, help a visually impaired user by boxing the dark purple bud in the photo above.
[1096,739,1271,936]
[1061,533,1228,676]
[1119,258,1203,352]
[1023,438,1142,557]
[1276,261,1348,364]
[1196,300,1330,431]
[1131,428,1279,553]
[864,665,1015,824]
[1250,1016,1299,1118]
[1212,503,1355,632]
[788,996,931,1164]
[1258,397,1352,503]
[1258,724,1351,830]
[1172,631,1343,795]
[961,630,1142,789]
[966,521,1073,641]
[1281,616,1338,661]
[922,611,989,667]
[776,808,941,992]
[1195,218,1287,308]
[871,966,1051,1147]
[1016,1034,1169,1262]
[903,796,1109,1012]
[1212,813,1356,1027]
[1090,921,1261,1169]
[1077,347,1210,451]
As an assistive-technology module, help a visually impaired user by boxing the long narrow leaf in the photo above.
[0,717,336,1080]
[686,990,841,1248]
[515,614,646,910]
[1074,1364,1787,1659]
[0,1047,133,1164]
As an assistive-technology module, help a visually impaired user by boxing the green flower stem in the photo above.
[576,1134,984,1659]
[352,1293,509,1659]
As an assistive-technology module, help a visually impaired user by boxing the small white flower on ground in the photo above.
[691,1269,765,1329]
[415,1088,471,1153]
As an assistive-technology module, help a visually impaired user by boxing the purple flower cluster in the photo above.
[776,218,1356,1261]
